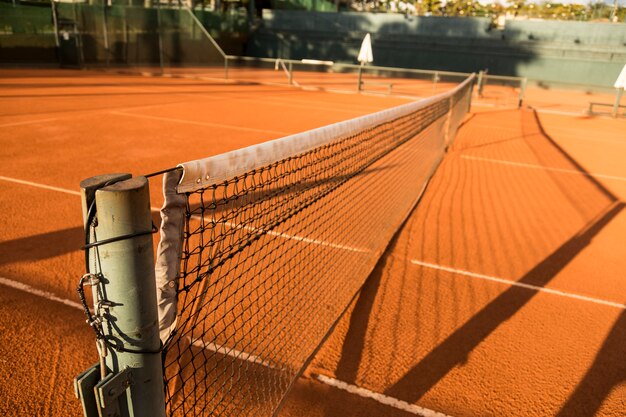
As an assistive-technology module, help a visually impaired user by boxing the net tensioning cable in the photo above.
[151,75,474,417]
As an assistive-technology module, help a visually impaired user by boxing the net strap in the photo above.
[155,169,185,343]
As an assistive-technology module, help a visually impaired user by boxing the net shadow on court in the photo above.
[322,107,623,413]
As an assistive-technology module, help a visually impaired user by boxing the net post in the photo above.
[613,88,623,118]
[288,61,293,85]
[518,77,528,108]
[443,96,453,147]
[77,175,166,417]
[467,75,475,112]
[477,70,485,97]
[476,70,485,97]
[224,55,229,79]
[433,71,440,89]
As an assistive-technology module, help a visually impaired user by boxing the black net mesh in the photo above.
[162,82,473,417]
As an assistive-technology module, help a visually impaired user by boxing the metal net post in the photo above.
[614,88,624,118]
[75,175,166,417]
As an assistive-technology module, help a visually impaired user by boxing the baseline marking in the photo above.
[316,374,453,417]
[111,111,290,136]
[0,117,58,128]
[0,175,81,196]
[411,260,626,309]
[0,276,82,310]
[461,155,626,183]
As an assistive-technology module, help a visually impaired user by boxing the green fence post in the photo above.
[613,88,623,118]
[76,175,166,417]
[50,0,60,49]
[102,4,110,68]
[157,6,164,75]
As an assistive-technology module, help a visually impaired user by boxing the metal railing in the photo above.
[223,55,527,108]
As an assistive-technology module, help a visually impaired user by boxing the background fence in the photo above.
[247,10,626,87]
[2,1,625,88]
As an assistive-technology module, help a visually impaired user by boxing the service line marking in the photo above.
[315,374,453,417]
[461,155,626,183]
[459,123,625,146]
[0,175,81,196]
[190,215,370,254]
[190,338,283,370]
[111,110,290,136]
[0,117,58,128]
[530,108,588,117]
[0,276,82,310]
[411,260,626,309]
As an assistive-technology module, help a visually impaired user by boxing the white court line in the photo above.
[0,117,58,128]
[530,108,588,117]
[190,215,370,253]
[411,260,626,309]
[468,123,625,145]
[111,111,290,136]
[250,223,369,253]
[470,102,498,108]
[251,95,385,115]
[0,175,81,196]
[190,338,282,370]
[461,155,626,183]
[547,133,625,145]
[0,276,83,310]
[316,374,453,417]
[531,106,626,119]
[0,176,164,211]
[191,338,453,416]
[0,175,362,256]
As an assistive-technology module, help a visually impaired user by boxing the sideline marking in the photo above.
[411,260,626,309]
[0,276,82,310]
[0,117,58,128]
[0,175,81,196]
[315,374,452,417]
[112,111,290,136]
[190,338,283,370]
[461,155,626,183]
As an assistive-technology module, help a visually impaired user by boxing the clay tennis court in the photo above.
[0,68,624,416]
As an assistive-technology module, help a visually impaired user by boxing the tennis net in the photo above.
[150,75,474,416]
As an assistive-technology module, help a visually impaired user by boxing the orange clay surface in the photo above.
[0,69,625,417]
